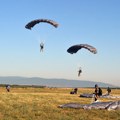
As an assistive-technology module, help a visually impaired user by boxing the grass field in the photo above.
[0,87,119,120]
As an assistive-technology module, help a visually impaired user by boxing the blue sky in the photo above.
[0,0,120,86]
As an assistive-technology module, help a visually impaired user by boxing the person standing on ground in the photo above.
[6,85,10,92]
[107,87,111,95]
[94,84,102,101]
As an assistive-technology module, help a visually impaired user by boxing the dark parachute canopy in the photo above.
[25,19,59,30]
[67,44,97,54]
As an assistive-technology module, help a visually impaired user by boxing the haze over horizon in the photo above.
[0,0,120,87]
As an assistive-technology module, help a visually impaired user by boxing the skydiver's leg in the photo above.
[41,46,44,52]
[40,46,44,52]
[94,95,98,101]
[78,72,80,76]
[94,96,97,101]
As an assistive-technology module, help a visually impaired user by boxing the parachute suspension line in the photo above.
[25,19,59,53]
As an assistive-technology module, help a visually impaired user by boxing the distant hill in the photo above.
[0,76,117,88]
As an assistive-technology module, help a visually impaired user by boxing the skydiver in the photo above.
[78,68,82,77]
[40,42,44,52]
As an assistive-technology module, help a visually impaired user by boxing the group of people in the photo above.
[70,85,111,102]
[70,88,78,94]
[94,84,111,101]
[94,84,102,101]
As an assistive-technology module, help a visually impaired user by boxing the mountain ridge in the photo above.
[0,76,118,88]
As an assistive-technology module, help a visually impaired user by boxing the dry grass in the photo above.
[0,87,119,120]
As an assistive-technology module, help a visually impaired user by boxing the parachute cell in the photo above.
[25,19,59,30]
[67,44,97,54]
